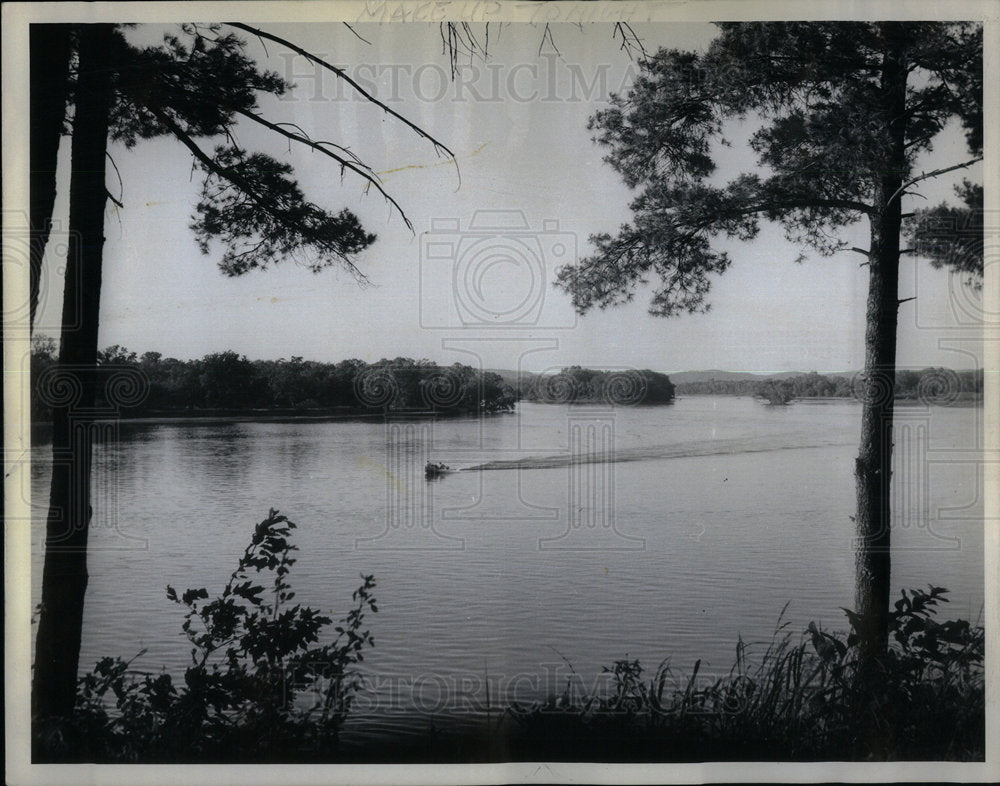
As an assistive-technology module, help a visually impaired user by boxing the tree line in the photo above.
[29,338,517,419]
[674,369,983,403]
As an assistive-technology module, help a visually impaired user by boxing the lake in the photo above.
[30,396,984,740]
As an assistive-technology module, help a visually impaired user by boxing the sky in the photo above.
[32,21,986,374]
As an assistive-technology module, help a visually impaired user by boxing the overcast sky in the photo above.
[34,21,984,374]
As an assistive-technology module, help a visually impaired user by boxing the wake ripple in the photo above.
[460,436,854,472]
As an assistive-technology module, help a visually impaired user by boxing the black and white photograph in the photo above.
[3,1,997,783]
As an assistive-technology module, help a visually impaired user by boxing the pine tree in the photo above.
[31,22,450,722]
[554,22,982,731]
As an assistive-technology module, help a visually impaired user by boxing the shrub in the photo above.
[35,509,377,763]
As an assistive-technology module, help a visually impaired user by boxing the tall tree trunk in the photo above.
[32,24,114,725]
[853,22,909,755]
[29,24,74,333]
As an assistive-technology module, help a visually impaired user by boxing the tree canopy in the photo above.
[905,181,984,289]
[29,23,455,328]
[556,22,982,315]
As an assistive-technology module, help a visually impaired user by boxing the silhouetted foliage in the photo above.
[672,369,983,403]
[556,23,981,316]
[31,344,518,419]
[755,379,795,405]
[32,20,453,723]
[33,509,377,763]
[905,180,984,289]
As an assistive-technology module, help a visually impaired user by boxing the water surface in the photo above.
[30,397,984,737]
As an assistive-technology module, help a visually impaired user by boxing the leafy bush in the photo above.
[839,586,985,758]
[505,587,984,761]
[35,509,377,763]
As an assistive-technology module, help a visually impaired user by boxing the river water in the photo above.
[30,396,984,739]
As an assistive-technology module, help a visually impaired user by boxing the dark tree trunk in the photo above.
[855,218,899,663]
[853,22,910,754]
[29,24,74,333]
[32,24,114,725]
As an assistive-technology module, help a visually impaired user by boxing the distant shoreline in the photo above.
[28,393,983,429]
[675,392,984,405]
[28,406,517,428]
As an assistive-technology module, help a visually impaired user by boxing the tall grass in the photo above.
[505,589,984,761]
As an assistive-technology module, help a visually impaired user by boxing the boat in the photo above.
[425,461,452,479]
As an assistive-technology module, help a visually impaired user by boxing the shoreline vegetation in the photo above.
[29,338,982,425]
[677,368,983,405]
[29,340,520,423]
[34,510,985,764]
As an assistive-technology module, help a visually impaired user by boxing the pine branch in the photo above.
[342,23,371,46]
[231,106,413,231]
[226,23,457,167]
[886,156,983,206]
[106,152,125,207]
[613,22,648,60]
[154,107,369,281]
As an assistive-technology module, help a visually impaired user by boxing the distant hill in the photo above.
[486,369,540,392]
[666,370,812,385]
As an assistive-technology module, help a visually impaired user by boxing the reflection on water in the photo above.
[30,397,984,739]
